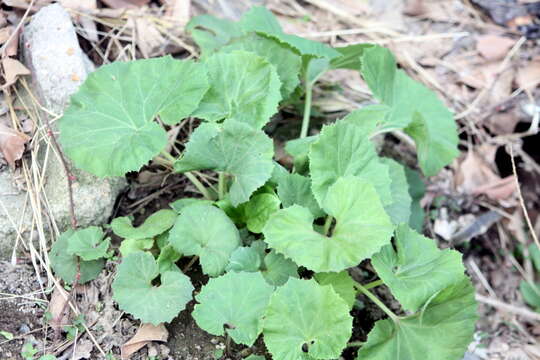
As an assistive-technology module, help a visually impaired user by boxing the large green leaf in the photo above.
[169,203,240,276]
[314,271,356,309]
[193,51,281,129]
[357,277,477,360]
[262,278,352,360]
[111,210,177,240]
[241,7,340,60]
[360,46,459,176]
[309,121,392,207]
[66,226,110,261]
[186,15,243,57]
[263,177,393,272]
[59,57,208,177]
[174,120,274,206]
[372,224,465,312]
[223,34,301,99]
[112,252,193,325]
[381,158,412,225]
[192,271,274,346]
[277,173,324,218]
[49,230,104,284]
[244,193,281,234]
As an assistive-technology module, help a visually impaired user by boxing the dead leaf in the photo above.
[101,0,150,9]
[516,58,540,90]
[477,35,516,61]
[72,339,93,360]
[455,148,500,194]
[164,0,191,27]
[403,0,426,16]
[0,123,30,167]
[485,110,520,135]
[129,17,165,57]
[472,175,516,200]
[0,26,19,57]
[2,0,52,10]
[48,285,70,330]
[2,58,31,88]
[60,0,98,42]
[121,323,168,359]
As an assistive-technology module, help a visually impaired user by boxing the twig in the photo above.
[476,294,540,322]
[509,145,540,250]
[183,255,199,273]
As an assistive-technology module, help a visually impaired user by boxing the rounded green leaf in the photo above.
[49,230,104,284]
[174,120,274,206]
[244,193,281,234]
[277,173,323,218]
[193,51,281,129]
[262,278,352,360]
[119,238,154,257]
[226,246,262,272]
[309,121,392,207]
[222,33,301,98]
[169,203,240,276]
[372,224,465,312]
[112,252,193,325]
[263,177,393,272]
[66,226,110,261]
[192,271,274,346]
[59,57,209,177]
[314,271,356,309]
[261,250,298,286]
[111,209,177,240]
[357,277,478,360]
[156,244,182,273]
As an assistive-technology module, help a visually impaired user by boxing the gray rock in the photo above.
[0,4,126,260]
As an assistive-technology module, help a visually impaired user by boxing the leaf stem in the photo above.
[184,172,213,200]
[363,279,384,290]
[218,172,226,200]
[182,255,199,273]
[346,341,364,348]
[160,150,176,163]
[355,282,399,323]
[299,75,313,139]
[323,215,334,236]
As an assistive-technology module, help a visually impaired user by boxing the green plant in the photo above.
[48,6,477,360]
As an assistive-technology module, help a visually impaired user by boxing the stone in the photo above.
[0,4,126,260]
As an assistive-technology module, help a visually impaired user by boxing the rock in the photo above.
[0,4,125,260]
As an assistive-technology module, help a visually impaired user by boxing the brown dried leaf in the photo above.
[48,285,70,330]
[455,148,500,194]
[516,58,540,90]
[0,26,19,57]
[476,35,516,61]
[101,0,149,9]
[472,175,516,201]
[403,0,426,16]
[0,123,30,167]
[60,0,98,42]
[72,339,93,360]
[2,58,30,87]
[164,0,191,27]
[128,17,165,57]
[121,323,168,359]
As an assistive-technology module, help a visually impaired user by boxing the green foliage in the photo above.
[192,271,274,345]
[49,229,105,284]
[263,278,352,360]
[112,252,193,325]
[53,6,474,360]
[59,57,208,176]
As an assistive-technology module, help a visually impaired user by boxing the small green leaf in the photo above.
[381,158,412,225]
[223,34,301,99]
[169,203,240,276]
[193,51,281,129]
[59,57,208,176]
[244,193,281,233]
[520,280,540,309]
[261,250,298,286]
[39,355,57,360]
[357,277,478,360]
[529,243,540,272]
[330,44,373,70]
[404,167,426,232]
[372,224,466,312]
[262,278,352,360]
[244,356,265,360]
[112,252,193,325]
[263,177,393,272]
[360,46,459,176]
[49,230,104,284]
[111,209,177,240]
[119,238,154,257]
[66,226,110,261]
[284,135,318,162]
[157,245,182,273]
[192,271,274,346]
[21,343,38,360]
[276,173,324,218]
[170,198,213,213]
[226,246,262,272]
[186,15,243,57]
[310,121,392,207]
[174,121,274,206]
[0,330,13,340]
[314,271,356,309]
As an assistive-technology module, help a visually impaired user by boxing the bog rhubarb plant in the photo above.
[49,6,477,360]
